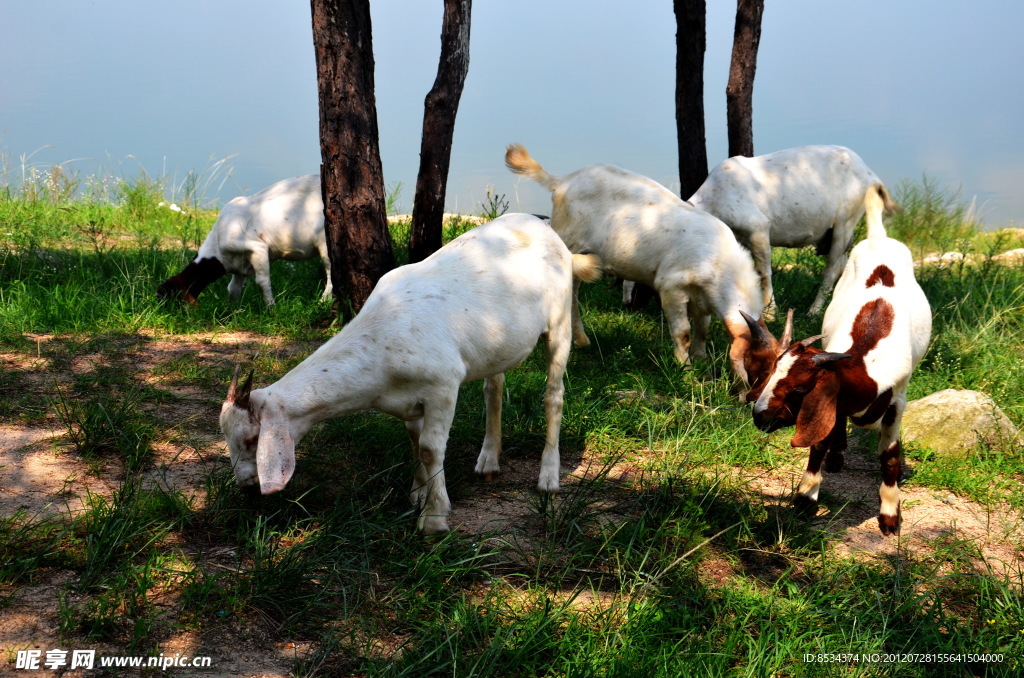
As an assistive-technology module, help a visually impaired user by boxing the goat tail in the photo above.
[864,183,895,239]
[505,144,560,192]
[571,253,603,283]
[878,184,899,215]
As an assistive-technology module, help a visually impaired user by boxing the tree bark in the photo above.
[726,0,764,158]
[408,0,472,264]
[627,0,707,312]
[311,0,394,319]
[674,0,708,200]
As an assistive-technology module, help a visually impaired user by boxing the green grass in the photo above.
[1,170,1022,676]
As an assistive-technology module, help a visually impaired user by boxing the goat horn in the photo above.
[779,309,794,350]
[227,365,241,400]
[812,351,851,366]
[797,334,826,349]
[238,370,254,409]
[227,365,255,409]
[739,309,771,346]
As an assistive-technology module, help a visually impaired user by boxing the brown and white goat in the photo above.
[747,223,931,534]
[157,174,329,306]
[505,144,777,388]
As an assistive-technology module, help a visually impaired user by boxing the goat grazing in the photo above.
[505,143,774,387]
[219,213,602,534]
[157,174,329,306]
[688,145,897,317]
[748,217,931,534]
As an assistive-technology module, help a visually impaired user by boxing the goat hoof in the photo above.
[824,452,845,473]
[536,476,560,494]
[479,471,497,483]
[877,510,901,536]
[240,484,262,500]
[793,494,819,517]
[418,515,450,535]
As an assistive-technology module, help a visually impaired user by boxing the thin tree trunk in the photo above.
[674,0,708,199]
[311,0,394,319]
[408,0,472,264]
[627,0,707,312]
[726,0,764,158]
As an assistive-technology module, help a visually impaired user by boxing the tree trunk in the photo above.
[627,0,707,312]
[726,0,764,158]
[311,0,394,319]
[408,0,472,264]
[674,0,708,200]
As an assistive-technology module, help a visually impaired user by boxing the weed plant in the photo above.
[0,167,1022,675]
[479,185,510,220]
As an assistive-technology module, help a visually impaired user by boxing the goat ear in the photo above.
[792,372,840,448]
[227,366,254,410]
[778,309,794,355]
[255,405,295,494]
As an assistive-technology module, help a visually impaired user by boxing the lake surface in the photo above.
[2,1,1021,229]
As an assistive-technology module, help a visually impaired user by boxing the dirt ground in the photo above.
[1,334,1022,677]
[728,445,1024,578]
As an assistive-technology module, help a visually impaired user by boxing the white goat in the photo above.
[506,144,773,387]
[157,174,329,306]
[220,213,602,534]
[749,216,931,535]
[688,145,897,317]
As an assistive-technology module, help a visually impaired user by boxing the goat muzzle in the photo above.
[752,408,789,433]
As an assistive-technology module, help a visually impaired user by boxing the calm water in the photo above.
[2,1,1022,229]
